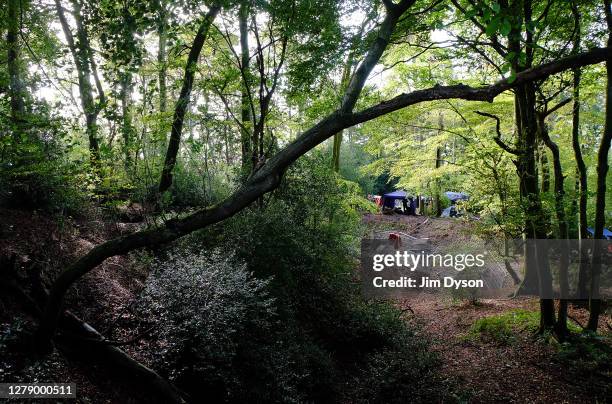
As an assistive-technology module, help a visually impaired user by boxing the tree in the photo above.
[538,97,572,336]
[158,4,220,193]
[7,0,26,123]
[587,0,612,331]
[35,0,612,348]
[55,0,106,165]
[571,0,591,299]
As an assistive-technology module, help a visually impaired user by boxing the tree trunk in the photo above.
[55,0,102,164]
[7,0,26,123]
[571,1,590,298]
[332,55,354,172]
[540,145,550,193]
[539,113,570,337]
[121,73,134,170]
[510,0,555,329]
[159,5,221,193]
[58,311,186,403]
[587,0,612,331]
[239,1,253,174]
[158,4,168,114]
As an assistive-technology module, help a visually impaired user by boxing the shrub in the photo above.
[556,334,612,376]
[0,109,89,214]
[136,250,279,401]
[137,153,452,402]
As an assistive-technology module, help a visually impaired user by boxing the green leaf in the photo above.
[485,19,499,36]
[500,19,511,36]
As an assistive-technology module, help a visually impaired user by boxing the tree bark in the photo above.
[159,5,221,193]
[539,146,550,193]
[157,3,168,114]
[121,73,134,169]
[570,1,590,299]
[332,50,356,172]
[57,311,186,403]
[35,45,612,349]
[511,0,555,329]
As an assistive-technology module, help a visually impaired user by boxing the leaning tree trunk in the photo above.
[159,5,221,193]
[58,312,186,403]
[587,0,612,331]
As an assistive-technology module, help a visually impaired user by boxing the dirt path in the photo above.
[363,213,611,403]
[398,295,606,403]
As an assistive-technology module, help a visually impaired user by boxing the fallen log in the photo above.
[56,311,187,404]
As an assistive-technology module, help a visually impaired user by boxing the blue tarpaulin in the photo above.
[445,191,469,202]
[586,227,612,240]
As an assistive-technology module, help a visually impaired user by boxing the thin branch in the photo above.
[474,111,520,155]
[544,97,572,117]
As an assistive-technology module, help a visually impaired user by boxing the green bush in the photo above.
[153,153,451,402]
[0,117,89,214]
[137,250,281,402]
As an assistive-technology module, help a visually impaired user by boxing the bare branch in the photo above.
[475,111,520,155]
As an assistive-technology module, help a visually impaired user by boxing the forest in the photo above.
[0,0,611,402]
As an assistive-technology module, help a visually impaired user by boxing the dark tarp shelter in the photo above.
[382,190,415,214]
[382,190,407,208]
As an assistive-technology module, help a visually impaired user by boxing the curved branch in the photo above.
[340,0,417,112]
[36,46,612,349]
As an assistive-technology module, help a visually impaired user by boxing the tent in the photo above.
[381,190,416,214]
[586,227,612,240]
[382,190,407,209]
[445,191,470,202]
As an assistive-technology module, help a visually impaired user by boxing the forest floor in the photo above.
[1,208,610,403]
[363,213,612,403]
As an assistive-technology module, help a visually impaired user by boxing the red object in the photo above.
[388,233,402,249]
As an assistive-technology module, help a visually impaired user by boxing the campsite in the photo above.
[1,0,611,402]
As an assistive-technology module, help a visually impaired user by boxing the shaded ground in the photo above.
[1,209,610,403]
[0,207,150,402]
[398,295,609,403]
[364,213,611,403]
